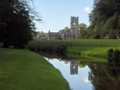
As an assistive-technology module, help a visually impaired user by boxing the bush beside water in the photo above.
[28,39,120,62]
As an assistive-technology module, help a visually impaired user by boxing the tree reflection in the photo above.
[89,62,120,90]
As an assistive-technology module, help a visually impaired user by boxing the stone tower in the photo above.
[71,16,79,28]
[70,16,80,39]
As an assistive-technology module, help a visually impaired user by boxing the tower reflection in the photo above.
[70,60,78,75]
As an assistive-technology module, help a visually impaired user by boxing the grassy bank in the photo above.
[28,39,120,62]
[0,48,69,90]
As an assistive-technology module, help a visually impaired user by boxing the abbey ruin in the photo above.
[48,16,81,40]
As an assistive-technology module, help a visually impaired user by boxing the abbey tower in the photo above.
[70,16,80,39]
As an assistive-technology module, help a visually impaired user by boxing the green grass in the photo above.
[0,48,69,90]
[66,39,120,60]
[28,39,120,62]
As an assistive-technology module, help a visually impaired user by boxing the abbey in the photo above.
[49,16,81,40]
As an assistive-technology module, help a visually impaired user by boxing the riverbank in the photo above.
[0,48,69,90]
[28,39,120,63]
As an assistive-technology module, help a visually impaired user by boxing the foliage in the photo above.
[79,23,87,38]
[89,0,120,38]
[63,27,70,32]
[0,0,34,48]
[28,39,120,62]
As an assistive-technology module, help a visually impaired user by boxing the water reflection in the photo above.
[44,56,120,90]
[89,61,120,90]
[70,60,78,75]
[48,57,79,75]
[45,57,93,90]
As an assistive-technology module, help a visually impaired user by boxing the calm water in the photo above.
[44,57,120,90]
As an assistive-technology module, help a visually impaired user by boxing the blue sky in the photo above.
[32,0,94,32]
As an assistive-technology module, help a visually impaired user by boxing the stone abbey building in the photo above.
[49,16,81,40]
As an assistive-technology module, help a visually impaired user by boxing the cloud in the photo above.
[82,77,91,84]
[84,7,92,14]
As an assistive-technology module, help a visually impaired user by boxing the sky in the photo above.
[32,0,94,32]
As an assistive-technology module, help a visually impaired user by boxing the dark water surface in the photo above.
[44,57,120,90]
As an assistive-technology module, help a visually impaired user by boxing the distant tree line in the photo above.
[88,0,120,39]
[0,0,35,48]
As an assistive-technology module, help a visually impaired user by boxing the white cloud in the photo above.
[84,7,93,14]
[82,77,91,84]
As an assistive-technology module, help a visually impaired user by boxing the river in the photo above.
[44,56,120,90]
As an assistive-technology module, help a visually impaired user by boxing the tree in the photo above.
[62,27,70,32]
[89,0,120,38]
[0,0,35,48]
[79,23,87,38]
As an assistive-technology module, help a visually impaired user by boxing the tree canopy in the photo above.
[0,0,35,48]
[89,0,120,38]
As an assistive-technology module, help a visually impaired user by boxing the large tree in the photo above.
[89,0,120,38]
[0,0,34,48]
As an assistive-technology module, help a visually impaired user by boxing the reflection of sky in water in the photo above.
[45,58,93,90]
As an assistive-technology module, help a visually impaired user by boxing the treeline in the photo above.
[0,0,35,48]
[88,0,120,39]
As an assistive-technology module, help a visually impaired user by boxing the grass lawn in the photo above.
[28,39,120,62]
[66,39,120,61]
[0,48,69,90]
